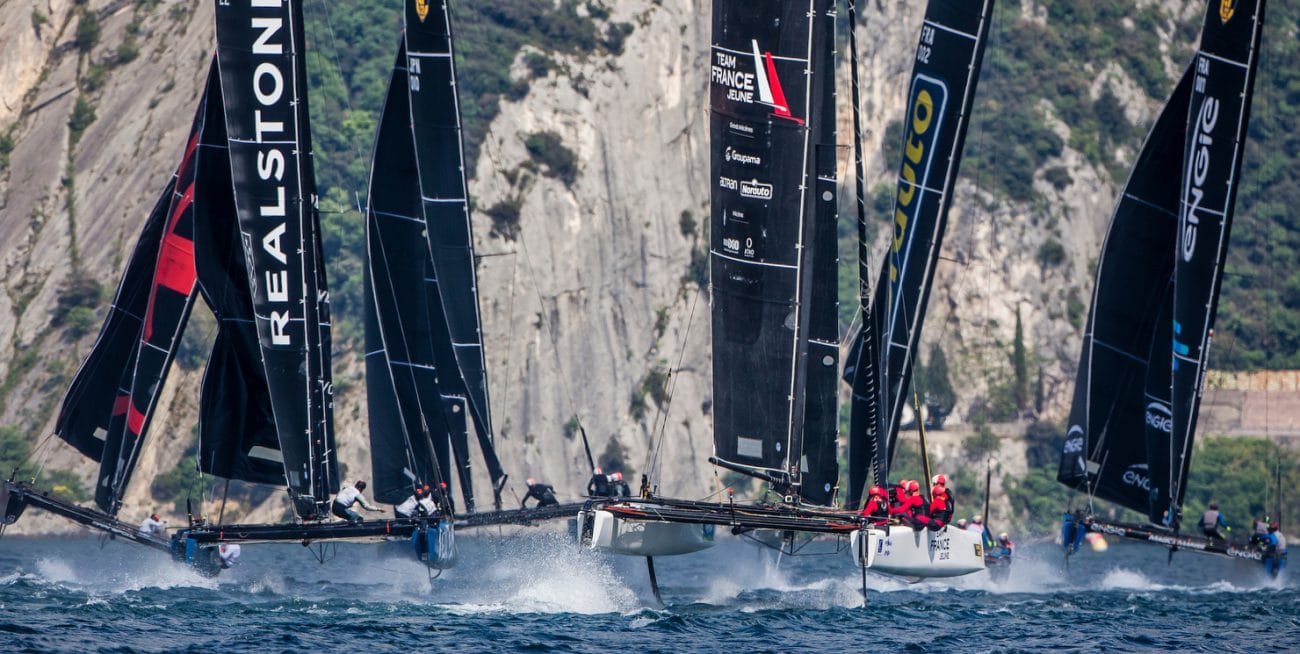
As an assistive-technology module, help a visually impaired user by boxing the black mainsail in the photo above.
[708,0,835,498]
[214,0,337,518]
[846,0,995,508]
[364,0,507,511]
[1164,0,1265,526]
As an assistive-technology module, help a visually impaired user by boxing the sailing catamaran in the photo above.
[1057,0,1267,566]
[4,0,581,575]
[580,0,995,583]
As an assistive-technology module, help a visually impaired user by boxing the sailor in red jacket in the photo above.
[911,474,953,531]
[860,485,891,526]
[890,479,924,528]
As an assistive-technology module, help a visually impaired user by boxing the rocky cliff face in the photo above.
[0,0,1197,533]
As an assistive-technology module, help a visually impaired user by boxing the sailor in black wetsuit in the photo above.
[586,468,609,497]
[522,478,559,508]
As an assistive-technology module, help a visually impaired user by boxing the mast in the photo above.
[214,0,337,519]
[1166,0,1266,527]
[847,0,995,506]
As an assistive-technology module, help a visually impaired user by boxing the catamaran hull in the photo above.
[581,509,716,557]
[850,526,985,578]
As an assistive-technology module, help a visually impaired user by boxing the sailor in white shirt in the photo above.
[395,486,427,519]
[331,480,384,525]
[139,513,166,538]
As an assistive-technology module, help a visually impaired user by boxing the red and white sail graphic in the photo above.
[751,39,803,124]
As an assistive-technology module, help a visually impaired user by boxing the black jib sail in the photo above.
[846,0,995,508]
[1056,69,1194,515]
[708,0,834,493]
[55,177,176,466]
[1163,0,1266,527]
[193,61,286,487]
[214,0,337,518]
[404,0,505,502]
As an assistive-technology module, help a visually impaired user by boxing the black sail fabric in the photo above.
[796,2,840,507]
[214,0,337,517]
[847,0,994,507]
[1166,0,1265,526]
[194,62,285,487]
[709,0,823,480]
[55,177,174,464]
[95,97,204,514]
[404,0,506,499]
[365,45,455,507]
[1057,70,1193,515]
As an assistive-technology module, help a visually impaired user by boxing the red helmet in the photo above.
[611,472,623,482]
[932,474,947,486]
[355,480,367,491]
[868,485,885,497]
[150,514,160,521]
[906,480,920,493]
[527,478,537,486]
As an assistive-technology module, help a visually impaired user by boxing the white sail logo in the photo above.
[710,41,802,123]
[1180,57,1220,263]
[1122,463,1151,490]
[1144,401,1172,434]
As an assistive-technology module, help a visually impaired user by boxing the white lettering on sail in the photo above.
[250,17,282,55]
[1181,56,1220,263]
[262,223,288,264]
[266,270,288,302]
[270,311,290,345]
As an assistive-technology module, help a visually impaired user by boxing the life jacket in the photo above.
[1201,510,1221,530]
[861,496,889,520]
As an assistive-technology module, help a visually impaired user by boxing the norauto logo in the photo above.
[739,179,773,200]
[711,40,803,124]
[1122,463,1151,490]
[889,75,947,285]
[1145,402,1172,434]
[415,0,430,22]
[1219,0,1236,23]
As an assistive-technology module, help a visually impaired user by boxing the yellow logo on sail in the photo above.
[415,0,430,22]
[1219,0,1236,23]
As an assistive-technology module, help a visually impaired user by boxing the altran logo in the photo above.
[1145,402,1172,434]
[1220,0,1236,23]
[1122,463,1151,490]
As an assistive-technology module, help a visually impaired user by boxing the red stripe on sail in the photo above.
[127,403,146,436]
[112,393,130,416]
[142,184,196,340]
[763,51,803,125]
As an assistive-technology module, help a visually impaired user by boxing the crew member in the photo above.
[916,477,952,530]
[218,543,242,569]
[586,467,609,497]
[967,515,986,535]
[890,480,924,529]
[1252,516,1270,548]
[332,480,384,525]
[139,513,166,538]
[395,486,427,519]
[859,485,890,526]
[1200,502,1228,540]
[609,472,631,497]
[1265,521,1288,577]
[955,518,969,530]
[522,478,559,508]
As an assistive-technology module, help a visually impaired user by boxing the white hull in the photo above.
[850,525,985,578]
[581,509,717,556]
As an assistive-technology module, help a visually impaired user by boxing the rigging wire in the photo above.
[644,284,704,487]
